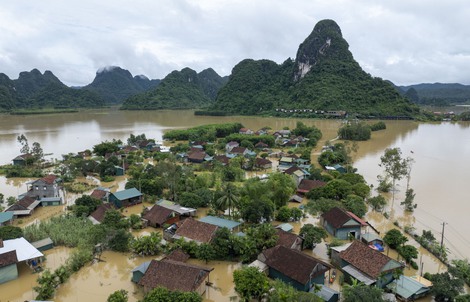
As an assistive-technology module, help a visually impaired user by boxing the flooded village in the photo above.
[1,111,470,302]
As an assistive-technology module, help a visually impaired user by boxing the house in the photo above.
[387,275,432,301]
[255,157,272,170]
[90,187,110,202]
[199,216,242,233]
[0,212,13,226]
[275,229,303,251]
[254,141,269,149]
[320,207,367,240]
[0,237,44,284]
[132,261,151,283]
[115,165,125,176]
[284,166,309,186]
[225,141,239,152]
[143,204,179,228]
[109,188,142,208]
[297,179,327,195]
[12,153,34,166]
[214,155,230,166]
[156,200,197,217]
[23,175,60,200]
[339,240,403,288]
[4,196,41,218]
[138,259,213,295]
[229,146,248,157]
[239,128,254,135]
[258,245,332,292]
[88,203,115,224]
[167,218,218,244]
[187,151,207,163]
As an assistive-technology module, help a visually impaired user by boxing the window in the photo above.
[43,186,47,190]
[35,186,39,190]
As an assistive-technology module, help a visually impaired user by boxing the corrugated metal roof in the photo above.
[342,264,376,285]
[111,188,142,201]
[0,212,14,224]
[199,216,241,230]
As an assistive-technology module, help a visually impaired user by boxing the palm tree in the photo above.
[215,183,239,218]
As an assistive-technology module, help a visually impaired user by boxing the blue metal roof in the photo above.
[199,216,241,230]
[112,188,142,201]
[0,211,14,224]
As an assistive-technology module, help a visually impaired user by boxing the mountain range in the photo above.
[1,19,469,114]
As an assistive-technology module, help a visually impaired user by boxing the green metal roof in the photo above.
[111,188,142,201]
[388,275,431,299]
[0,211,14,224]
[199,216,241,230]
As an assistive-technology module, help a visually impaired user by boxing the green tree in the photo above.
[426,271,464,302]
[379,147,408,207]
[102,209,129,229]
[130,232,162,256]
[142,287,202,302]
[215,183,239,217]
[233,266,269,301]
[342,283,384,302]
[0,225,24,240]
[266,173,296,209]
[17,134,30,154]
[276,206,292,222]
[383,229,408,249]
[108,229,132,252]
[73,195,101,217]
[92,139,122,156]
[300,224,327,249]
[196,243,216,263]
[268,279,322,302]
[452,259,470,286]
[397,244,418,263]
[401,188,417,212]
[367,195,387,212]
[343,194,367,217]
[107,289,128,302]
[32,141,44,162]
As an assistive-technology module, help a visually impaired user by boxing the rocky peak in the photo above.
[293,19,350,82]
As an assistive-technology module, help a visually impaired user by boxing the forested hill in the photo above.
[398,83,470,106]
[0,69,105,111]
[208,19,419,117]
[82,66,160,104]
[120,67,228,110]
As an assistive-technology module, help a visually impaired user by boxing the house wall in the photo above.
[0,264,18,284]
[335,226,361,240]
[132,271,144,283]
[376,271,394,288]
[27,180,59,199]
[269,268,305,291]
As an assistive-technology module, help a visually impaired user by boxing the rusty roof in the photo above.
[262,245,331,284]
[18,196,37,208]
[175,218,218,243]
[339,240,401,279]
[138,259,212,292]
[41,174,58,185]
[0,250,18,268]
[187,151,206,161]
[143,204,175,226]
[165,249,190,263]
[90,189,107,200]
[297,179,327,193]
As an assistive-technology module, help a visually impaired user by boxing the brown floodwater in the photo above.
[1,110,470,301]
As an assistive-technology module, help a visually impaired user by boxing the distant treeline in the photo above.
[163,123,243,141]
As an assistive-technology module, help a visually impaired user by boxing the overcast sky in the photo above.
[1,0,469,86]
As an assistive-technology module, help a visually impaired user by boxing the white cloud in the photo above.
[0,0,469,86]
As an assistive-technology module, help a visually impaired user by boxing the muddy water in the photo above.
[1,110,470,300]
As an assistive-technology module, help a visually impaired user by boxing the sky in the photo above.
[1,0,469,87]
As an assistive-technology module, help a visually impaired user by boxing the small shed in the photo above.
[312,284,340,302]
[31,238,54,252]
[0,250,18,284]
[132,261,151,283]
[387,275,432,301]
[276,223,293,233]
[115,166,125,176]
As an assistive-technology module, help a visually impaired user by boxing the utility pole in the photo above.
[441,221,447,249]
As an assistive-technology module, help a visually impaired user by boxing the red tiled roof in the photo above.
[41,174,57,185]
[0,250,18,268]
[139,259,212,292]
[297,179,327,193]
[230,147,246,154]
[187,151,206,161]
[347,211,367,226]
[143,204,175,226]
[340,240,401,278]
[89,203,115,223]
[175,218,218,243]
[262,245,331,284]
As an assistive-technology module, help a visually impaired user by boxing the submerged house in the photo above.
[23,175,61,200]
[109,188,142,208]
[258,245,332,292]
[275,229,303,251]
[4,196,41,218]
[387,275,432,301]
[143,204,179,228]
[88,203,115,225]
[338,240,403,288]
[320,207,367,240]
[138,259,213,295]
[198,216,242,233]
[166,218,218,244]
[12,153,34,166]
